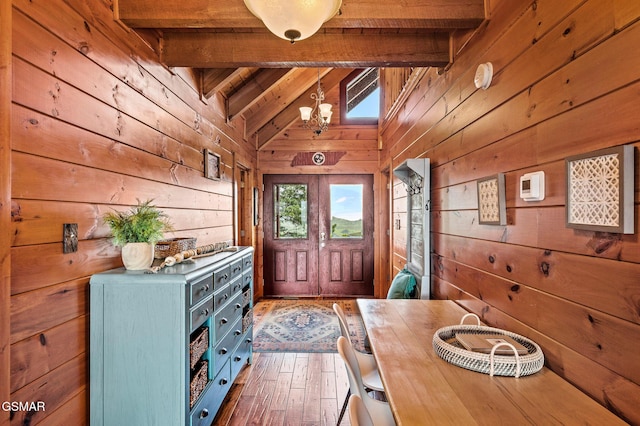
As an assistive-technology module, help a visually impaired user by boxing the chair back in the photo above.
[337,336,365,399]
[348,394,375,426]
[333,303,351,340]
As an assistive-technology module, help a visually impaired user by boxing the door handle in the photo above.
[320,232,326,248]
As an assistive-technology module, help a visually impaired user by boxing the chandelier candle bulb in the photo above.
[299,106,312,121]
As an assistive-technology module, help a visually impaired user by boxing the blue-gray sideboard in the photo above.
[90,246,254,426]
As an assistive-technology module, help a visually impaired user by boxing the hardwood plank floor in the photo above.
[213,352,352,426]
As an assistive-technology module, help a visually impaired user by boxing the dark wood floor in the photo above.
[213,352,352,426]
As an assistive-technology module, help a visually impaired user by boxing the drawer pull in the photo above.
[220,347,228,355]
[246,338,252,343]
[220,378,228,385]
[220,317,228,324]
[200,284,210,292]
[234,330,242,336]
[235,303,242,309]
[224,293,229,300]
[199,408,209,419]
[234,356,242,362]
[201,308,210,316]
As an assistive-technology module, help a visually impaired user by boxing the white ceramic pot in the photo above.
[121,242,154,270]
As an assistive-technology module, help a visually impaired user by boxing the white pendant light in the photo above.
[244,0,342,43]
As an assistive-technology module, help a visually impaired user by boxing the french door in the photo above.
[263,174,374,297]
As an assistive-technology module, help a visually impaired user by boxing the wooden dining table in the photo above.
[356,299,626,425]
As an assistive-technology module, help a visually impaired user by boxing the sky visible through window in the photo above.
[347,87,380,119]
[331,184,363,221]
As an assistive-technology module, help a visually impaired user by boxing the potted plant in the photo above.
[103,199,173,270]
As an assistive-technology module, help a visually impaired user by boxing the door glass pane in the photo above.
[274,184,308,239]
[330,184,363,238]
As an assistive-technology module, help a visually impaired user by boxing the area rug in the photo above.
[252,299,368,353]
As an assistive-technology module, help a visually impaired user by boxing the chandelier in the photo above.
[243,0,342,43]
[299,71,333,136]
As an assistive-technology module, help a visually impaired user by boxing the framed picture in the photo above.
[204,149,221,180]
[477,173,506,225]
[566,145,634,234]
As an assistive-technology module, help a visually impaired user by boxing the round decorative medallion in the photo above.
[312,152,325,165]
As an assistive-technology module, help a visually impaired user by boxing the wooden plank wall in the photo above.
[382,0,640,423]
[1,0,12,424]
[7,0,256,424]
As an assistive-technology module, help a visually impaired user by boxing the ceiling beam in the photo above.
[228,68,293,120]
[255,68,354,149]
[116,0,485,29]
[201,68,237,98]
[162,32,451,68]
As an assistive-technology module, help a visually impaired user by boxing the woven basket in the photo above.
[242,309,252,333]
[433,314,544,377]
[189,326,209,369]
[190,360,208,407]
[154,237,196,259]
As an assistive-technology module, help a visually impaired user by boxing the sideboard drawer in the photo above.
[214,285,231,311]
[242,254,253,271]
[214,292,241,340]
[212,265,230,291]
[232,327,253,379]
[190,297,214,332]
[230,258,243,280]
[190,359,232,426]
[242,269,252,288]
[230,276,244,296]
[214,317,242,373]
[190,274,213,307]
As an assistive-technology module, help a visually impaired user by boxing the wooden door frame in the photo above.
[1,0,11,422]
[258,166,384,299]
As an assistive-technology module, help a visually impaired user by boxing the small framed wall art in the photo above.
[566,145,634,234]
[204,149,221,180]
[477,173,507,225]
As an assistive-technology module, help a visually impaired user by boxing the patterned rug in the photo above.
[252,299,368,353]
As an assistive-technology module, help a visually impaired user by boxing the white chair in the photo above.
[337,336,395,426]
[333,304,382,389]
[333,304,385,424]
[348,394,374,426]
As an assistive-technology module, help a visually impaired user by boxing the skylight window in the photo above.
[340,68,380,125]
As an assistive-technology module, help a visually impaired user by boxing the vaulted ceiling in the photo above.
[114,0,486,148]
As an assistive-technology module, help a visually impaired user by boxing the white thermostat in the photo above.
[520,171,545,201]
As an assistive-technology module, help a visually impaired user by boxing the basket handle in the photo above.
[459,313,481,326]
[489,343,521,378]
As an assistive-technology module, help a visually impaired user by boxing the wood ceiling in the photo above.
[114,0,486,148]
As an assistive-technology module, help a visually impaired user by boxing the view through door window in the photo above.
[274,184,308,238]
[330,184,363,238]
